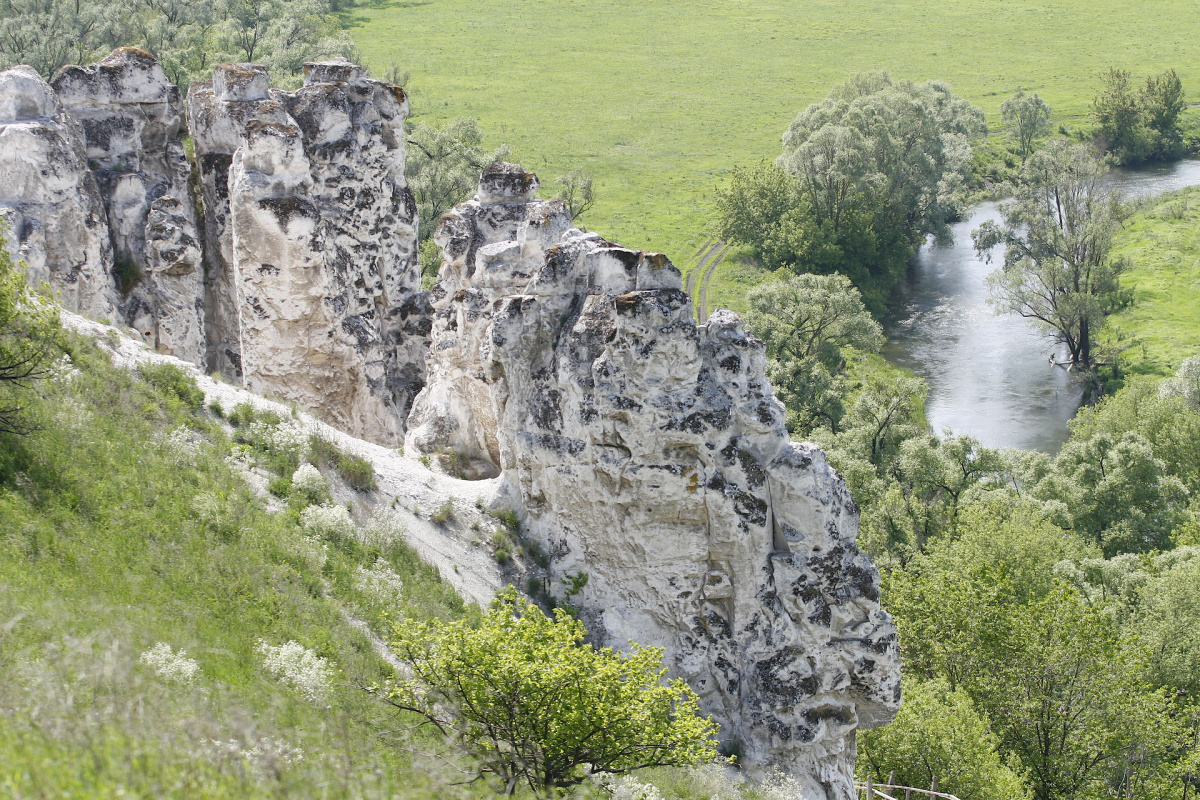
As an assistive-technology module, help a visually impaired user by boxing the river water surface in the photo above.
[881,159,1200,453]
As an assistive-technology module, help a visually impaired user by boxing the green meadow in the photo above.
[1105,186,1200,378]
[349,0,1200,281]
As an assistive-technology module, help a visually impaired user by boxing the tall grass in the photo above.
[0,332,473,798]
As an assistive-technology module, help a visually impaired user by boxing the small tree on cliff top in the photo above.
[372,588,720,795]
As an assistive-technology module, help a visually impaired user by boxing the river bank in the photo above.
[882,159,1200,453]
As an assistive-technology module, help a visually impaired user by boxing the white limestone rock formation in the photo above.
[408,163,901,799]
[188,63,293,378]
[52,47,204,364]
[189,60,426,445]
[0,65,116,318]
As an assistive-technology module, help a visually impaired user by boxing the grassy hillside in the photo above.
[1104,186,1200,378]
[0,328,480,798]
[348,0,1200,279]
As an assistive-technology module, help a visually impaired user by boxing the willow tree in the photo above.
[973,140,1124,370]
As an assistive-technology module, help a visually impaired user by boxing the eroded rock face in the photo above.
[0,65,116,319]
[52,47,204,363]
[408,163,901,798]
[190,59,426,444]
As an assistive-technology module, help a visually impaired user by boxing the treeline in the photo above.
[718,69,1192,317]
[744,269,1200,799]
[0,0,359,89]
[715,73,985,314]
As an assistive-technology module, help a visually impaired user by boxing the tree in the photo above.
[1001,89,1052,163]
[406,118,509,241]
[1030,431,1189,556]
[1141,69,1186,161]
[973,140,1125,370]
[0,229,60,434]
[373,589,719,795]
[743,273,883,434]
[890,568,1188,800]
[553,169,595,221]
[1091,67,1187,164]
[781,72,986,246]
[857,678,1031,800]
[1092,67,1153,165]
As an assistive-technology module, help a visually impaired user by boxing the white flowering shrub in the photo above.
[200,736,304,777]
[46,354,80,385]
[248,419,310,461]
[290,463,328,502]
[139,642,200,684]
[159,425,202,465]
[301,502,354,541]
[191,491,239,539]
[51,397,91,428]
[289,534,329,571]
[360,507,405,549]
[758,771,808,800]
[1160,355,1200,410]
[591,774,667,800]
[355,558,405,606]
[256,639,333,703]
[225,444,255,471]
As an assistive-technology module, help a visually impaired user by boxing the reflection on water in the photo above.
[883,159,1200,453]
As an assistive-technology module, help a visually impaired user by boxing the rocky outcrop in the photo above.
[408,163,901,799]
[0,66,116,319]
[51,47,204,363]
[189,59,426,445]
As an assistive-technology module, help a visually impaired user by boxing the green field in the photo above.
[349,0,1200,289]
[1104,186,1200,376]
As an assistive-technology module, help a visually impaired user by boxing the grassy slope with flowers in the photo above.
[0,327,477,799]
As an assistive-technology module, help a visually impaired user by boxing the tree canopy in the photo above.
[374,588,719,795]
[974,139,1126,371]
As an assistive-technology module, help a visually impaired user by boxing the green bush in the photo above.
[137,362,204,413]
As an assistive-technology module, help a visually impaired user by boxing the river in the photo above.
[881,158,1200,454]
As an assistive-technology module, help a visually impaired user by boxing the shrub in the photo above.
[310,434,377,492]
[301,503,354,542]
[430,499,455,526]
[137,362,204,413]
[138,642,200,685]
[291,463,329,504]
[256,640,333,704]
[375,588,720,793]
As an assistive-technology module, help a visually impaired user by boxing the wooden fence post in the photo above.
[931,775,938,795]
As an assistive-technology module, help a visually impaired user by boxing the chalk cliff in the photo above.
[407,163,901,799]
[189,60,426,445]
[0,65,116,320]
[0,52,900,798]
[0,52,425,445]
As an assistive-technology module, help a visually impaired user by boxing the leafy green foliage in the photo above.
[1092,67,1187,165]
[974,139,1126,370]
[717,73,984,310]
[889,563,1189,800]
[0,234,59,435]
[310,433,377,492]
[0,0,359,89]
[1001,89,1052,163]
[376,588,720,794]
[554,169,595,220]
[858,678,1031,800]
[743,273,882,434]
[406,117,510,243]
[137,362,205,413]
